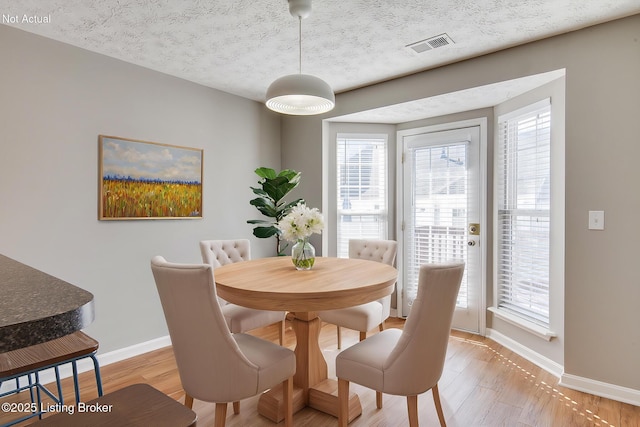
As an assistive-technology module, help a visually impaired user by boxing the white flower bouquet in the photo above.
[277,203,324,270]
[277,202,325,242]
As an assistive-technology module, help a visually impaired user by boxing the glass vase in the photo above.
[291,238,316,270]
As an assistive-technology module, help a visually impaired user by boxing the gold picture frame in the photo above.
[98,135,203,220]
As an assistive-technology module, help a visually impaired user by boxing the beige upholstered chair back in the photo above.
[200,239,251,268]
[383,263,464,396]
[150,256,260,403]
[348,239,397,266]
[349,239,397,315]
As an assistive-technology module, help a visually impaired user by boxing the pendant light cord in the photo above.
[298,16,302,74]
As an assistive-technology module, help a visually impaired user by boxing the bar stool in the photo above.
[0,331,102,426]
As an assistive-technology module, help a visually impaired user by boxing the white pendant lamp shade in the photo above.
[266,73,335,115]
[265,0,335,115]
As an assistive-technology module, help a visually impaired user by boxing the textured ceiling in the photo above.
[1,1,639,106]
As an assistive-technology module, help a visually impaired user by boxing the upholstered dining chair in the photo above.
[336,262,465,427]
[318,239,397,349]
[200,239,286,345]
[150,256,295,427]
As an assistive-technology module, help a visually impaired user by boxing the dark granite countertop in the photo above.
[0,254,94,353]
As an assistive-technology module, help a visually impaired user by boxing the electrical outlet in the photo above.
[588,211,605,230]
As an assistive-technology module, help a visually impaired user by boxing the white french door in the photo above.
[399,123,484,333]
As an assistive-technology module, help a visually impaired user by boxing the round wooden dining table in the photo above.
[214,256,398,423]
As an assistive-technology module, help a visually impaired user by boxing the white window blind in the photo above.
[336,136,387,258]
[496,99,551,327]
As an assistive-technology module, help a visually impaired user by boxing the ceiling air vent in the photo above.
[406,33,454,54]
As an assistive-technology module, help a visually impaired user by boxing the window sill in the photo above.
[488,306,557,341]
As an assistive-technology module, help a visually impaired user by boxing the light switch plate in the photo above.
[588,211,605,230]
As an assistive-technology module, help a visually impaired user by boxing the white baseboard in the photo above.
[96,335,172,368]
[485,328,564,378]
[560,373,640,407]
[1,335,172,394]
[486,328,640,406]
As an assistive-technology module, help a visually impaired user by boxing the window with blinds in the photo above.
[336,135,387,258]
[496,99,551,327]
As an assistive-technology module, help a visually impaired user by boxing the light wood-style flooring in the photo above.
[2,318,639,426]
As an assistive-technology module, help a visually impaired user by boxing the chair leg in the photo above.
[338,378,350,427]
[279,320,285,346]
[184,393,194,409]
[432,383,447,427]
[376,391,383,409]
[359,331,367,342]
[215,402,228,427]
[233,401,240,414]
[283,376,293,427]
[337,326,342,349]
[407,395,419,427]
[379,321,385,332]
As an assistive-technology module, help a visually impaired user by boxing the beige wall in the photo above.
[282,15,640,392]
[0,25,282,353]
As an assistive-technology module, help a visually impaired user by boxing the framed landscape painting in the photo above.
[98,135,203,220]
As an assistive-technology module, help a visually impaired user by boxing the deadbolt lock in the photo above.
[469,223,480,236]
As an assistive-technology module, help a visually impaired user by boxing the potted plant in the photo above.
[247,167,303,255]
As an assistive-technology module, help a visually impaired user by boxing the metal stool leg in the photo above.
[27,374,35,408]
[89,354,103,396]
[72,360,80,405]
[54,365,63,405]
[34,372,43,420]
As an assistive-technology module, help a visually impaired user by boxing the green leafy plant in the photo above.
[247,167,304,255]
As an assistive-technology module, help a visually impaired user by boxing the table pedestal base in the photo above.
[257,380,362,423]
[309,379,362,421]
[257,311,362,423]
[257,384,305,423]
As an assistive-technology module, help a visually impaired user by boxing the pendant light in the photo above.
[265,0,335,115]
